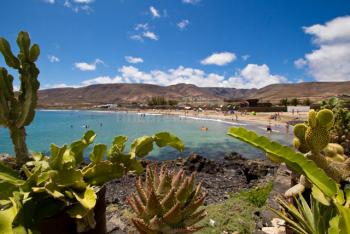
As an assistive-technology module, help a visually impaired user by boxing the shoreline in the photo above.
[37,107,307,128]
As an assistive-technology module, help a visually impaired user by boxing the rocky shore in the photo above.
[104,153,278,233]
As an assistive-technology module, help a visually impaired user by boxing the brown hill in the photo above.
[38,81,350,107]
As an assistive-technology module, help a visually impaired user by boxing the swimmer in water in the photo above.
[200,126,208,131]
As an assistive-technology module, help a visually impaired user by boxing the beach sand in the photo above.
[120,108,307,127]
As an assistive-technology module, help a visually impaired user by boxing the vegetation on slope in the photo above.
[199,182,273,234]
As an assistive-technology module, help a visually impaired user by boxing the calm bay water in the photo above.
[0,110,293,160]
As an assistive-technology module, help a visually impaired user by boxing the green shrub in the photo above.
[237,182,273,208]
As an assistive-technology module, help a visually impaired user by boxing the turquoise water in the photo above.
[0,110,293,160]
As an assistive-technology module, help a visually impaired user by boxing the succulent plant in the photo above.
[128,165,207,234]
[0,31,40,165]
[228,114,350,234]
[0,131,184,233]
[321,97,350,154]
[286,109,350,196]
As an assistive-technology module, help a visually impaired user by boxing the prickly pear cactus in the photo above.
[128,165,207,234]
[0,31,40,165]
[286,109,350,197]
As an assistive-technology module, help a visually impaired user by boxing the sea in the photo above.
[0,110,293,160]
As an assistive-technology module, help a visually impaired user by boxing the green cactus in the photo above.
[305,109,333,153]
[293,124,309,153]
[128,165,207,234]
[286,109,350,197]
[0,130,184,233]
[0,31,40,165]
[321,97,350,155]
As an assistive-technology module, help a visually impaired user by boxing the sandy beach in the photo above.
[114,108,308,127]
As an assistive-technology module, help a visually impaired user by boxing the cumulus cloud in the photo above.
[294,58,307,69]
[125,56,144,64]
[143,31,159,40]
[299,15,350,81]
[201,52,236,66]
[150,6,160,18]
[177,19,190,30]
[225,64,287,89]
[74,59,104,71]
[80,64,286,88]
[48,55,60,63]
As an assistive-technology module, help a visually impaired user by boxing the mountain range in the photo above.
[38,81,350,108]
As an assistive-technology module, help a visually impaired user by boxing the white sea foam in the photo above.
[178,115,247,126]
[137,113,163,116]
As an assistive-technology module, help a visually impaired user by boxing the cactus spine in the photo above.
[128,165,207,234]
[0,31,40,165]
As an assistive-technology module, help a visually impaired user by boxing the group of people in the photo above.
[266,121,290,133]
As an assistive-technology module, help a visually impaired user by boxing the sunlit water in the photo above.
[0,110,293,160]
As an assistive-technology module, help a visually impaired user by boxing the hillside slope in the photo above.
[38,81,350,107]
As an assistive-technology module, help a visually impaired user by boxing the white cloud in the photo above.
[44,0,55,4]
[43,83,81,89]
[74,59,104,71]
[82,76,125,86]
[149,6,160,18]
[241,54,250,61]
[130,35,143,41]
[73,0,94,3]
[177,19,190,30]
[125,56,144,64]
[303,15,350,44]
[182,0,200,4]
[48,55,60,63]
[299,15,350,81]
[143,31,159,40]
[135,23,149,31]
[294,58,307,69]
[63,0,93,13]
[201,52,236,66]
[79,64,286,88]
[225,64,287,89]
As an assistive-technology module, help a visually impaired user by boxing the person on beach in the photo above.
[285,122,290,134]
[267,122,272,133]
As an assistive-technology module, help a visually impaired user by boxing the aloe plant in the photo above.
[0,130,184,233]
[0,31,40,165]
[273,195,337,234]
[128,165,207,233]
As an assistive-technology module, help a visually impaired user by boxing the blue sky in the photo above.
[1,0,350,89]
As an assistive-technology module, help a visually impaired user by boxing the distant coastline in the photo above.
[36,107,305,127]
